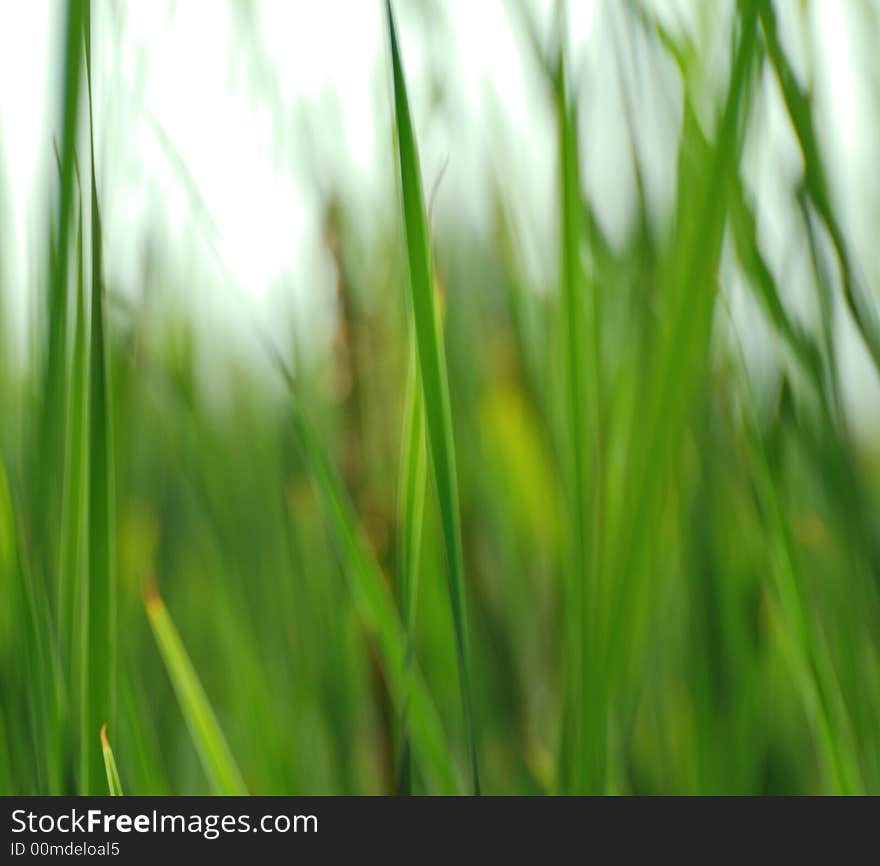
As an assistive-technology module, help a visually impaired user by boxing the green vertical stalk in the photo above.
[604,0,760,685]
[547,1,608,793]
[555,45,603,793]
[59,197,88,678]
[36,0,84,579]
[386,0,481,794]
[80,0,116,794]
[396,339,427,794]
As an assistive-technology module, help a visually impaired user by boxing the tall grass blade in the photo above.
[80,0,116,794]
[36,0,84,569]
[729,175,823,385]
[59,194,88,676]
[553,21,606,794]
[724,326,864,793]
[603,0,760,726]
[396,340,427,793]
[386,0,481,795]
[759,2,880,376]
[0,461,64,793]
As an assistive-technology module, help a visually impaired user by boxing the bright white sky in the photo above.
[0,0,877,418]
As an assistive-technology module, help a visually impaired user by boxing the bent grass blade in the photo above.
[144,583,248,795]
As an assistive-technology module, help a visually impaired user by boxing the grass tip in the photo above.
[143,573,162,611]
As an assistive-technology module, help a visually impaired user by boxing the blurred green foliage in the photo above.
[1,0,880,795]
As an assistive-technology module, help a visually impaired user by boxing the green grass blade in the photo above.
[759,2,880,377]
[729,175,823,385]
[100,724,123,795]
[0,461,65,793]
[80,2,116,794]
[554,27,607,794]
[745,426,863,793]
[723,324,864,793]
[120,665,171,794]
[144,584,247,795]
[36,0,84,568]
[386,0,481,795]
[59,194,88,677]
[396,339,427,793]
[603,0,760,719]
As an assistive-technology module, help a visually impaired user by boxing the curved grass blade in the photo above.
[100,724,123,795]
[144,583,247,795]
[396,339,427,794]
[386,0,481,795]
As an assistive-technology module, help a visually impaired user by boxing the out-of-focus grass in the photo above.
[100,724,123,796]
[1,0,879,796]
[144,583,246,795]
